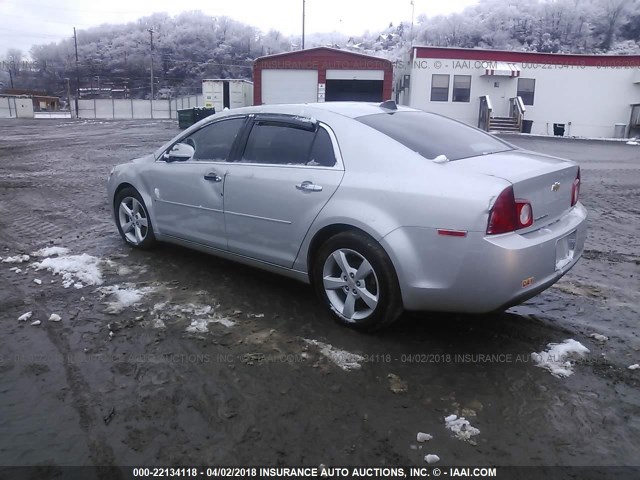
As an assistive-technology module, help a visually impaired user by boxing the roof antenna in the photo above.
[379,100,397,110]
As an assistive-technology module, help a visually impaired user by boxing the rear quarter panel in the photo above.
[293,116,509,272]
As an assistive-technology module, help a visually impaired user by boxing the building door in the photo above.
[261,69,319,104]
[487,78,511,117]
[325,69,385,102]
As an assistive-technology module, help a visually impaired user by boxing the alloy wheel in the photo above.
[322,248,379,322]
[118,196,149,245]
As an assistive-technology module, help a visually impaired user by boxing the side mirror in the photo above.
[164,142,195,162]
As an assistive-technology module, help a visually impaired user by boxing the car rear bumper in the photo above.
[380,203,587,313]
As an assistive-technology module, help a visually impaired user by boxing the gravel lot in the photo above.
[0,119,638,471]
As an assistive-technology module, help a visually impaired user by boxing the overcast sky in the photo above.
[1,0,479,56]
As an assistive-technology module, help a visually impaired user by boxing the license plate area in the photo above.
[555,230,577,271]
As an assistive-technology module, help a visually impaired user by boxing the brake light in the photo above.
[487,186,533,235]
[571,168,581,206]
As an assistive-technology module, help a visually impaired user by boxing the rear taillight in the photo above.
[517,202,533,228]
[487,186,534,235]
[571,168,581,206]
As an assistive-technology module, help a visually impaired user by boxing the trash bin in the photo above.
[614,123,626,139]
[522,119,533,134]
[192,107,216,123]
[553,123,565,136]
[178,109,195,129]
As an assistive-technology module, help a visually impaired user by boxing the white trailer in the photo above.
[202,79,254,110]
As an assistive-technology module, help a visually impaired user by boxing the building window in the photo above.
[517,78,535,106]
[430,74,450,102]
[452,75,471,102]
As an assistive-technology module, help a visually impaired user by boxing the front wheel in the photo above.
[114,187,156,249]
[313,231,403,331]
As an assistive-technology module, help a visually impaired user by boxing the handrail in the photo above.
[485,95,493,113]
[478,95,493,131]
[509,96,526,131]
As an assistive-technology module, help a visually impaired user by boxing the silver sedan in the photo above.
[107,101,587,330]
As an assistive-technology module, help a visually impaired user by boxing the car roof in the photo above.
[155,102,420,159]
[219,101,420,119]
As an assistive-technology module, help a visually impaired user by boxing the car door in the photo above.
[223,115,344,268]
[146,116,247,248]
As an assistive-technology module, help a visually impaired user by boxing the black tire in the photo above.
[312,231,403,331]
[114,187,156,249]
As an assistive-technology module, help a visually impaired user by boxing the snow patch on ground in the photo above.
[531,339,590,378]
[444,414,480,443]
[185,315,235,333]
[97,284,156,314]
[34,253,103,288]
[303,339,364,371]
[424,454,440,464]
[211,317,236,328]
[32,246,70,257]
[589,333,609,342]
[18,312,33,322]
[185,318,211,333]
[150,302,235,333]
[417,432,433,442]
[628,364,640,370]
[179,304,213,316]
[48,313,61,322]
[2,255,30,263]
[151,318,166,329]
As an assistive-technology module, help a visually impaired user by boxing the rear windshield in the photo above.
[356,111,513,161]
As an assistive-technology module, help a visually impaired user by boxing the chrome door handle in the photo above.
[204,172,222,182]
[296,181,323,192]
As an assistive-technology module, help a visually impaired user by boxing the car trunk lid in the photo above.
[447,150,579,227]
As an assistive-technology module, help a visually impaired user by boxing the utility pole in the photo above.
[302,0,306,50]
[148,28,154,101]
[74,27,80,118]
[8,68,13,88]
[410,1,415,47]
[65,78,71,114]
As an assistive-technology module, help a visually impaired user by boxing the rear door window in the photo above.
[241,121,336,167]
[356,111,513,161]
[308,128,337,167]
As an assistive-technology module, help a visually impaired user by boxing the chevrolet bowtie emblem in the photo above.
[551,182,561,192]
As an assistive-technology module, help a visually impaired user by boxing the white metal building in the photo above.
[0,95,36,118]
[202,79,253,111]
[399,46,640,138]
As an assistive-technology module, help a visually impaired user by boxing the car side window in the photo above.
[308,127,337,167]
[178,118,245,161]
[241,122,316,165]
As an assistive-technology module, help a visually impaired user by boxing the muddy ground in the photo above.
[0,119,638,471]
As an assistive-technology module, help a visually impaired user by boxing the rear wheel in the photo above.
[114,187,156,249]
[313,231,403,331]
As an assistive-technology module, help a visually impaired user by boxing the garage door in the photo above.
[325,70,384,102]
[261,69,318,104]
